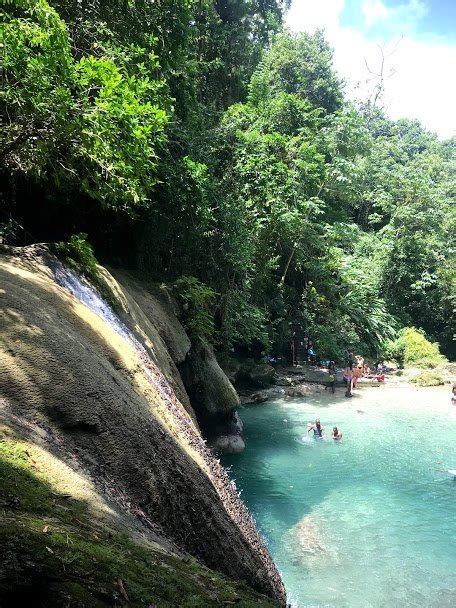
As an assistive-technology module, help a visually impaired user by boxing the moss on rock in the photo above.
[0,436,278,607]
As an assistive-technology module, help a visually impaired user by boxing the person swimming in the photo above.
[332,426,342,440]
[307,418,325,439]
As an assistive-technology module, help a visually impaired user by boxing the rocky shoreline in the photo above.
[235,363,337,406]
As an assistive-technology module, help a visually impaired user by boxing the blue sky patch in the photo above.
[340,0,455,43]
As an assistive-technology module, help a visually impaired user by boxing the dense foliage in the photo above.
[1,0,454,361]
[385,327,446,370]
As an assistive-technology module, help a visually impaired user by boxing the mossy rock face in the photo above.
[181,340,241,417]
[0,436,278,608]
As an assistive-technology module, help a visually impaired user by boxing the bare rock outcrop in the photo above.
[181,339,241,418]
[0,248,285,603]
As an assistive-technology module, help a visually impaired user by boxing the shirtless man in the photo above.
[352,365,363,389]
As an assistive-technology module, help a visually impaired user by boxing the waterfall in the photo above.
[51,260,193,426]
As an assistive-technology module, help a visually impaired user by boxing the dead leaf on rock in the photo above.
[115,578,129,602]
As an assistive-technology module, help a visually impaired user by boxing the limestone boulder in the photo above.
[247,364,276,388]
[211,434,246,454]
[180,340,240,422]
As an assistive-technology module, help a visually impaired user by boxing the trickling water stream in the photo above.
[52,262,182,409]
[223,387,456,608]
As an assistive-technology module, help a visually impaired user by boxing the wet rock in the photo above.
[275,376,294,386]
[240,387,286,405]
[240,391,268,406]
[232,411,243,433]
[285,383,325,398]
[211,434,246,454]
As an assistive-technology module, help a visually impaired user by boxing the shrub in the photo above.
[385,327,446,369]
[173,276,216,342]
[54,234,122,312]
[412,370,445,387]
[54,233,98,278]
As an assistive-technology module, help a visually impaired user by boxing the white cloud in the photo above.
[362,0,389,28]
[285,0,456,139]
[285,0,344,37]
[361,0,428,31]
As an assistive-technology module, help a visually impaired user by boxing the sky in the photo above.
[285,0,456,138]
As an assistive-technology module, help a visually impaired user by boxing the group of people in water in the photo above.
[306,348,391,441]
[306,418,342,441]
[312,352,375,436]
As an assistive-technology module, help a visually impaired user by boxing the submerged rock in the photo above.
[283,514,337,568]
[249,391,270,404]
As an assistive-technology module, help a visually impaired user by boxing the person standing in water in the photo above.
[332,427,342,440]
[352,365,363,389]
[307,418,325,439]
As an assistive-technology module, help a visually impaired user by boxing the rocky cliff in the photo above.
[101,267,244,452]
[0,246,285,606]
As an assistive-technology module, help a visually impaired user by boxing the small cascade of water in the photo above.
[50,259,284,599]
[53,261,132,342]
[51,260,193,424]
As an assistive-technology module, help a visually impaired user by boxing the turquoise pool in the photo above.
[223,386,456,607]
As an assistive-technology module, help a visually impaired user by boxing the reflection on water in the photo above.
[223,387,456,607]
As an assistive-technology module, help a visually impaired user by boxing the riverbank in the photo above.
[238,361,455,408]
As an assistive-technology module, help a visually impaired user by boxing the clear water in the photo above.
[223,387,456,607]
